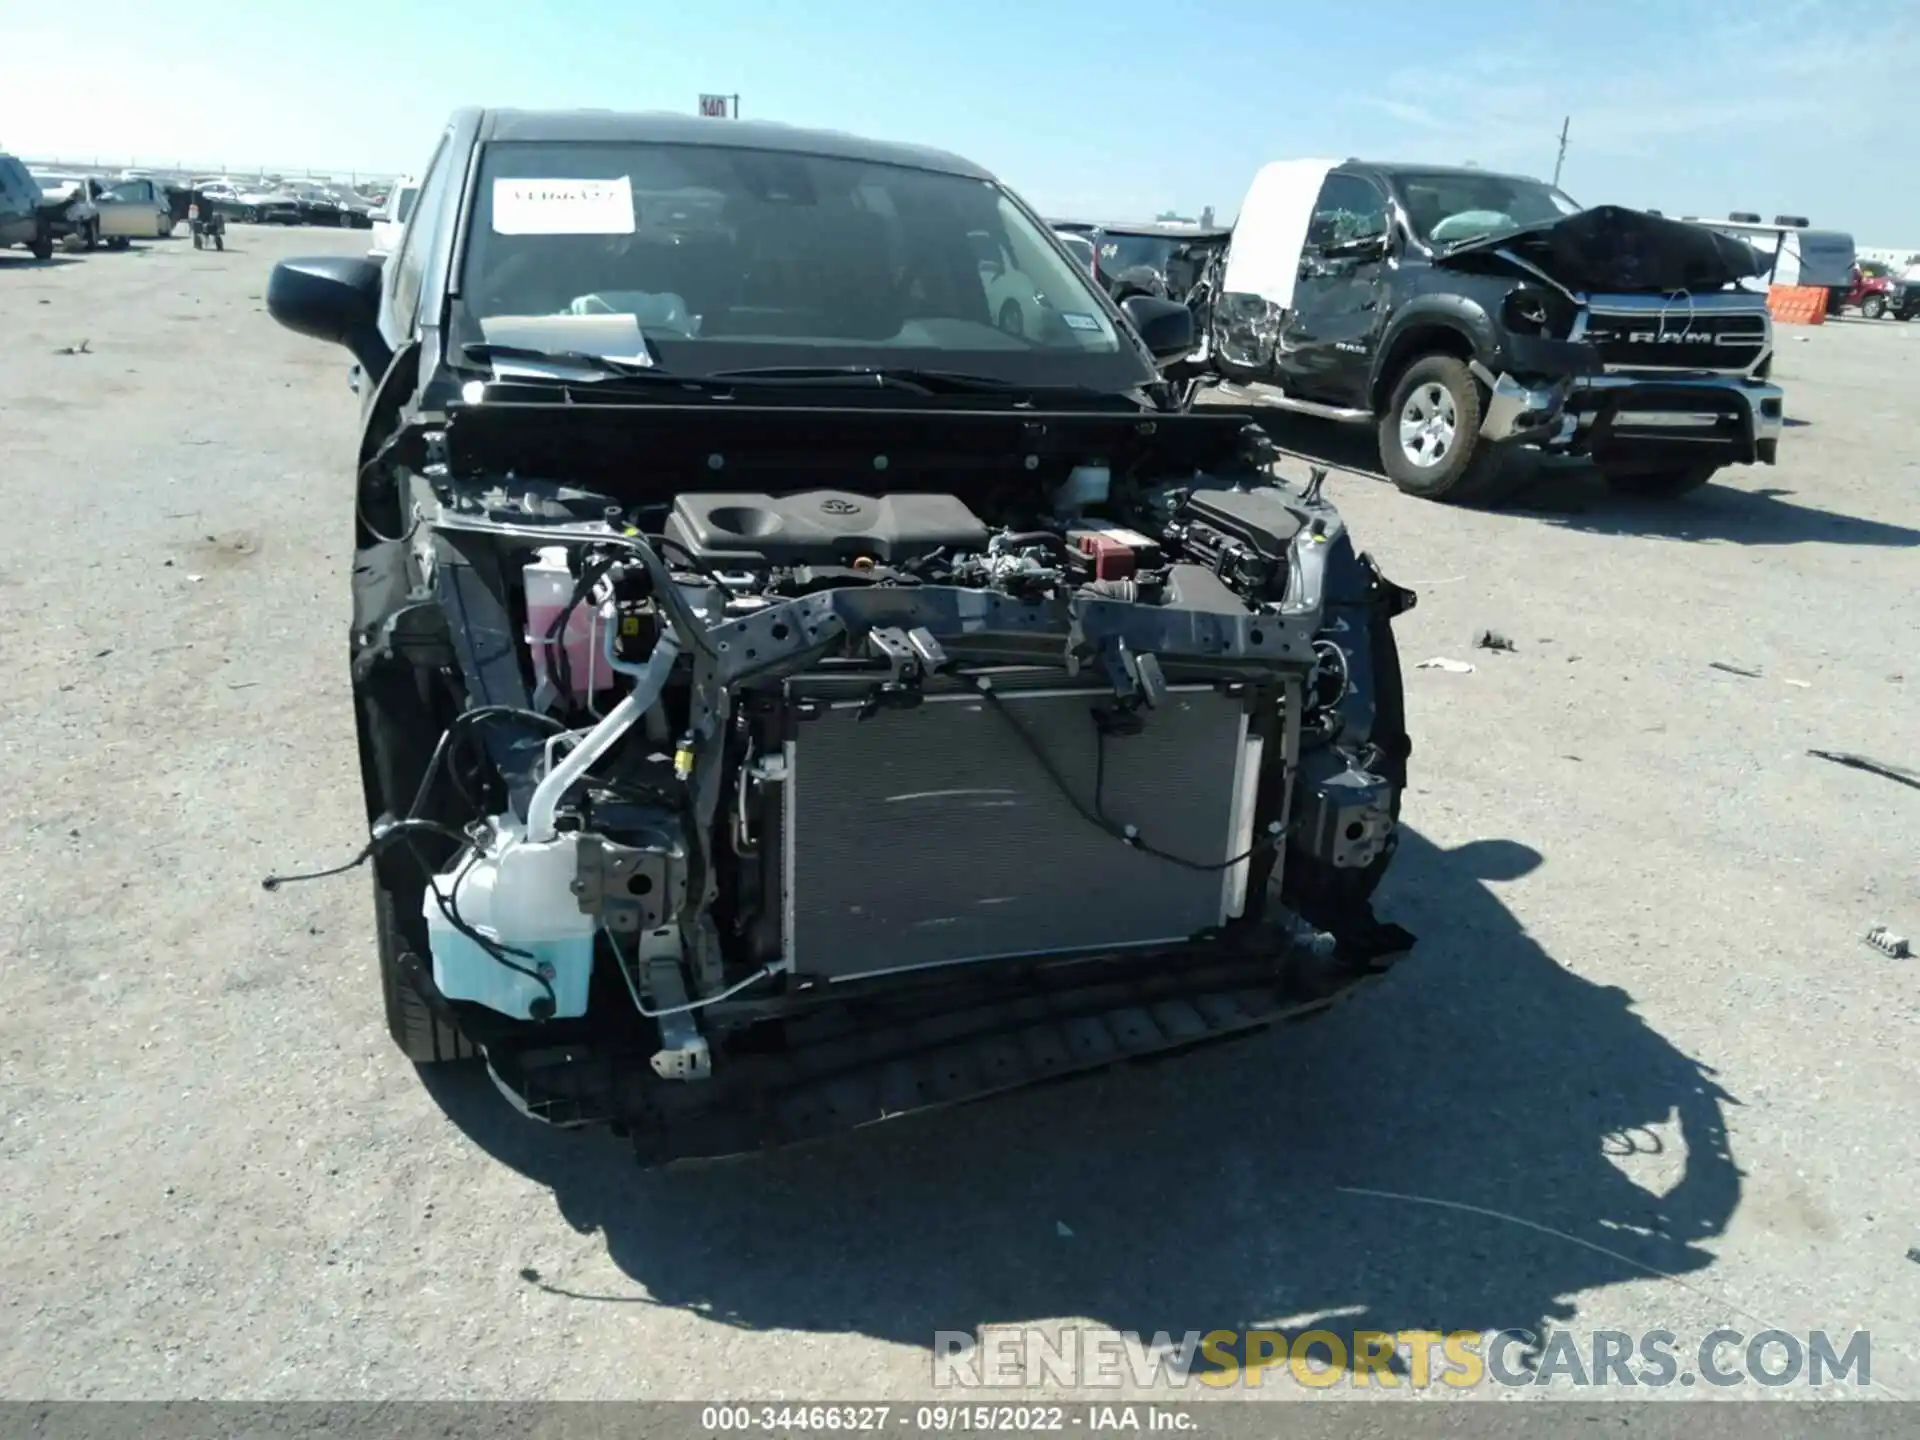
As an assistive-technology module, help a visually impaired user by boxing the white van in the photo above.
[1683,216,1856,290]
[368,176,419,260]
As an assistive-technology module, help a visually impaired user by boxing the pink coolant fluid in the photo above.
[522,547,609,704]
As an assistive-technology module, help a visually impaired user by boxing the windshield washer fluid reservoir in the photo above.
[424,819,596,1021]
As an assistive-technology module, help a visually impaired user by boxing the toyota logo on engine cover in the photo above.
[820,497,862,515]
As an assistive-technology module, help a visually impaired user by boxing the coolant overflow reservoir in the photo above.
[523,547,611,704]
[424,821,596,1021]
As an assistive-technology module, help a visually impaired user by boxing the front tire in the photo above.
[1378,354,1503,502]
[374,870,475,1065]
[29,231,52,261]
[1861,294,1887,320]
[1599,462,1720,499]
[358,657,474,1066]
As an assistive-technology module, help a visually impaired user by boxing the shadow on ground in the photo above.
[0,254,82,270]
[1499,471,1920,548]
[1219,406,1918,550]
[424,827,1742,1376]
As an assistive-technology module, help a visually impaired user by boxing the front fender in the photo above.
[1367,294,1497,407]
[1370,287,1601,408]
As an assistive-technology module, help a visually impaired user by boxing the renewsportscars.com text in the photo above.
[932,1326,1872,1390]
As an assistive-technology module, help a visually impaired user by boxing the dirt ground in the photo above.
[1,227,1916,1404]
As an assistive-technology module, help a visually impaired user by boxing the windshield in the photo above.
[1394,171,1582,247]
[452,140,1136,385]
[1095,233,1180,276]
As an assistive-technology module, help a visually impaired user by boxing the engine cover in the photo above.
[779,674,1257,980]
[665,490,989,568]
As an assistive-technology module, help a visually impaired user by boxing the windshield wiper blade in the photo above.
[461,342,672,378]
[707,365,1107,399]
[461,351,1119,403]
[462,350,941,395]
[701,365,939,395]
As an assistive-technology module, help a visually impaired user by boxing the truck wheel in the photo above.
[1378,354,1502,502]
[29,232,53,261]
[1861,294,1887,320]
[374,869,476,1065]
[1599,463,1720,499]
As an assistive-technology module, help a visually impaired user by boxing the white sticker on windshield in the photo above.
[1060,312,1102,332]
[491,176,636,235]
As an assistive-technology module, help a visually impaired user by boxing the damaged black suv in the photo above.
[266,109,1416,1163]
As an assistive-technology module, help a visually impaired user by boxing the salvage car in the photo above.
[1191,161,1785,502]
[0,153,56,259]
[332,187,378,228]
[263,108,1417,1162]
[1836,260,1897,319]
[367,176,418,259]
[202,181,301,225]
[967,227,1060,337]
[1054,228,1097,275]
[1890,260,1920,322]
[89,176,176,246]
[30,172,102,250]
[286,183,345,226]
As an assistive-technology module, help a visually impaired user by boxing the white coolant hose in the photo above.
[524,624,682,844]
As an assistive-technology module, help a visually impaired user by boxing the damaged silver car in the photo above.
[265,109,1417,1163]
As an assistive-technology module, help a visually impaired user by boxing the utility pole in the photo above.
[1551,116,1570,187]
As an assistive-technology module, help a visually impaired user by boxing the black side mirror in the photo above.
[1121,295,1195,362]
[267,255,391,378]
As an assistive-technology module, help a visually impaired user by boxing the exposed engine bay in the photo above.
[343,401,1416,1156]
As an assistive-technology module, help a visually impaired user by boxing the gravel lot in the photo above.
[2,227,1916,1404]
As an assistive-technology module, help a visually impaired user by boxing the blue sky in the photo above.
[5,0,1916,243]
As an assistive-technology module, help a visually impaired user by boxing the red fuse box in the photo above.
[1069,523,1160,580]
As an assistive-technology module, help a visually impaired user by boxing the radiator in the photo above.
[781,676,1256,981]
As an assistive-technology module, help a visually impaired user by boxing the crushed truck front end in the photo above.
[1555,290,1784,469]
[1431,201,1788,497]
